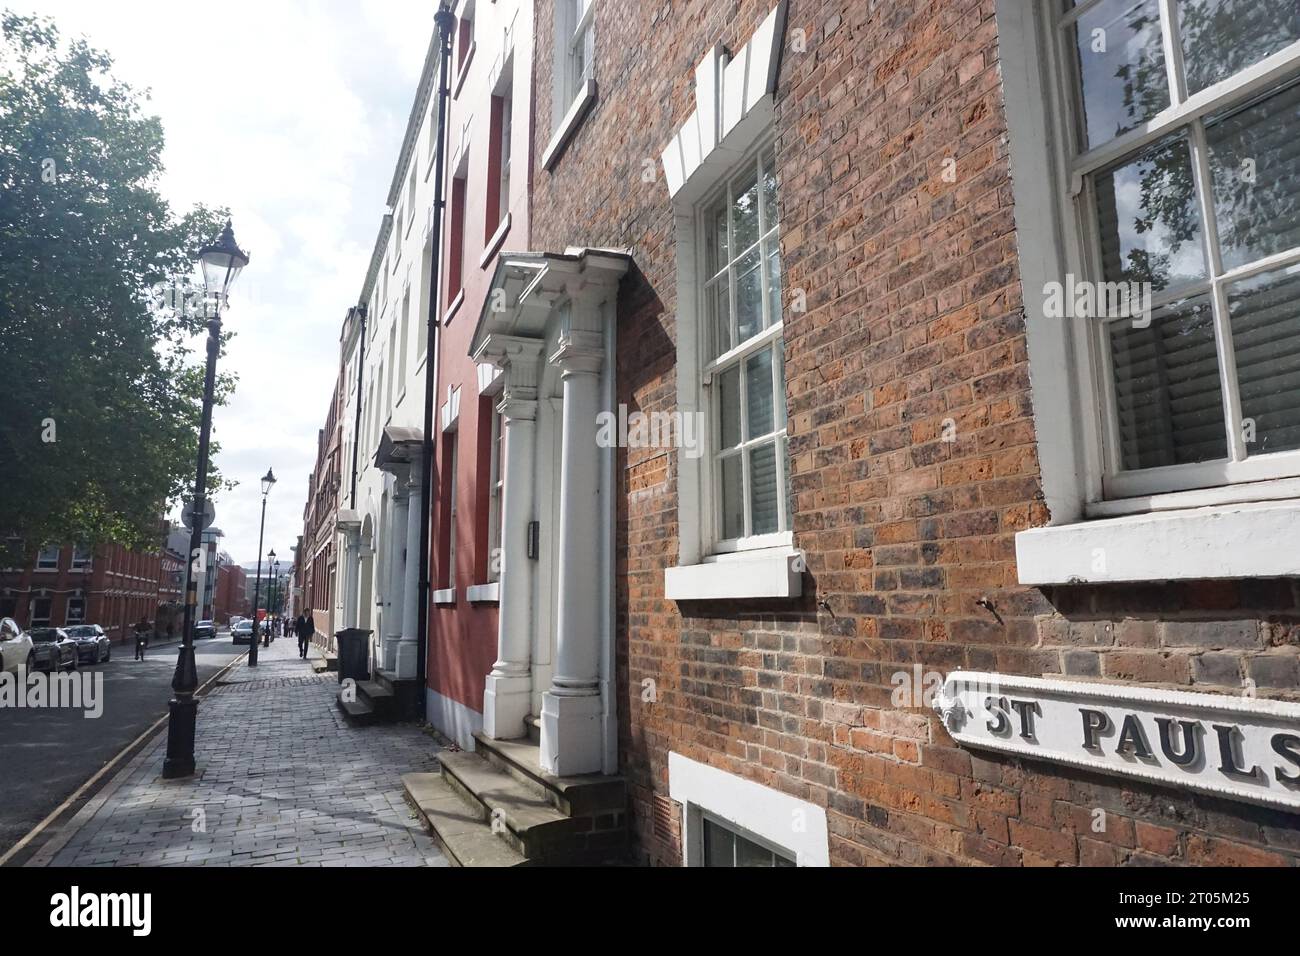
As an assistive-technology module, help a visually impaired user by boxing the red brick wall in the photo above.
[530,0,1300,867]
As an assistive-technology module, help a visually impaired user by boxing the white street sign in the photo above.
[933,671,1300,812]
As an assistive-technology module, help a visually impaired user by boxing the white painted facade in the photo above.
[335,30,447,679]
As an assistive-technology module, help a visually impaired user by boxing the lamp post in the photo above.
[264,550,277,647]
[164,220,250,779]
[247,469,276,667]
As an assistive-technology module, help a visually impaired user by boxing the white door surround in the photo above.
[471,249,630,776]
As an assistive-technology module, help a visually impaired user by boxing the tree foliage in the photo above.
[0,11,236,565]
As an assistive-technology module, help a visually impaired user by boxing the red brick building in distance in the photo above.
[0,540,169,644]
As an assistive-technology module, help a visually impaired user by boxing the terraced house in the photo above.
[300,0,1300,867]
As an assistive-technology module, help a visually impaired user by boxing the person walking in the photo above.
[133,616,151,661]
[295,613,311,660]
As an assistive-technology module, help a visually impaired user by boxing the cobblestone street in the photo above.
[30,638,446,867]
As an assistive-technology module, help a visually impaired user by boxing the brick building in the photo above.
[0,540,169,643]
[513,0,1300,866]
[301,371,345,649]
[302,0,1300,866]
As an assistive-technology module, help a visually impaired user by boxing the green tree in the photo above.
[0,11,236,565]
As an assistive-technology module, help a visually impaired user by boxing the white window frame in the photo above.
[70,545,91,570]
[563,0,595,114]
[697,144,790,553]
[36,546,60,571]
[668,751,828,867]
[30,596,51,627]
[1001,1,1300,582]
[1045,0,1300,503]
[66,597,85,626]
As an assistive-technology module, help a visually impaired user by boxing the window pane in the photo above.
[764,237,783,329]
[1205,79,1300,272]
[703,819,735,867]
[735,247,763,344]
[749,442,780,535]
[710,275,731,358]
[1094,136,1207,290]
[761,150,779,233]
[732,167,761,253]
[1228,264,1300,455]
[709,204,729,275]
[718,364,741,448]
[1180,0,1300,95]
[1073,0,1169,148]
[1109,295,1227,470]
[735,833,775,867]
[720,455,744,540]
[746,347,775,439]
[774,338,787,429]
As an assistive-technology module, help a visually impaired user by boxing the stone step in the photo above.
[527,715,541,745]
[373,668,424,721]
[437,751,585,860]
[324,653,339,672]
[471,732,626,818]
[337,694,377,725]
[401,773,527,868]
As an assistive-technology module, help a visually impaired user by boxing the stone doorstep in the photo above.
[437,751,584,859]
[471,732,626,819]
[401,773,527,868]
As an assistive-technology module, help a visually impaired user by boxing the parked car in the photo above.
[231,619,254,645]
[228,616,244,630]
[0,618,34,674]
[65,624,111,664]
[194,620,216,640]
[27,627,77,672]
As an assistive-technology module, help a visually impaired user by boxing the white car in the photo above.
[0,617,34,674]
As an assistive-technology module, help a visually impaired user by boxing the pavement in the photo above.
[26,636,447,867]
[0,633,245,857]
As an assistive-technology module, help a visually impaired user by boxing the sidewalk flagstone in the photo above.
[32,637,447,867]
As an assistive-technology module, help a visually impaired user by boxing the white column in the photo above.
[385,475,410,673]
[483,339,543,740]
[397,451,423,679]
[541,328,605,775]
[343,535,360,628]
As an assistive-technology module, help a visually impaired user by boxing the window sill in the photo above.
[465,582,499,603]
[479,213,511,268]
[453,43,475,100]
[542,79,597,171]
[444,289,465,326]
[433,588,457,605]
[1015,499,1300,585]
[664,547,803,601]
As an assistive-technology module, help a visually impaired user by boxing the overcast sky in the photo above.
[18,0,434,565]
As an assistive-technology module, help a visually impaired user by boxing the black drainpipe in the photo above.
[416,1,456,716]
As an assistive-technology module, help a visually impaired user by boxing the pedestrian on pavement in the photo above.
[295,613,311,659]
[133,616,151,661]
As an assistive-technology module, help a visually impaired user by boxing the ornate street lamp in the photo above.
[248,469,276,667]
[164,220,250,779]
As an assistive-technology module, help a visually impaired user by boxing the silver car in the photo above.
[26,627,78,672]
[0,618,34,674]
[65,624,112,663]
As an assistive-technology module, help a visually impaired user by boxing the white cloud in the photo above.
[17,0,433,564]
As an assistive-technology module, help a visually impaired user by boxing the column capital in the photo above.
[497,387,539,422]
[549,330,604,376]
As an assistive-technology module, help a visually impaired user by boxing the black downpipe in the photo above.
[349,304,367,511]
[416,3,456,715]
